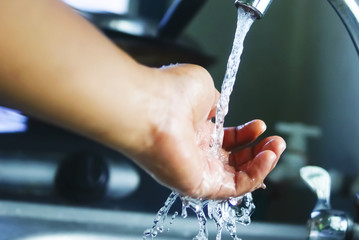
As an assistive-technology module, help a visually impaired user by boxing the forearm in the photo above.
[0,0,159,155]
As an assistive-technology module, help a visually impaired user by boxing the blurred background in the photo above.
[0,0,359,226]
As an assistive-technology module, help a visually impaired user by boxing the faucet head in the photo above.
[308,209,354,240]
[234,0,272,19]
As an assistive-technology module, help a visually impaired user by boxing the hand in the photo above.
[132,64,286,199]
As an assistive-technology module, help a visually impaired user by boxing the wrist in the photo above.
[90,64,170,160]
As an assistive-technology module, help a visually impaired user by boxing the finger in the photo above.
[211,150,277,199]
[208,136,286,199]
[228,147,253,170]
[234,150,277,196]
[229,135,286,170]
[222,119,266,151]
[252,136,286,170]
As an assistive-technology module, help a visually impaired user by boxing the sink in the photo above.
[0,200,306,240]
[21,234,137,240]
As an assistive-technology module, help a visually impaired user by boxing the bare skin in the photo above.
[0,0,286,199]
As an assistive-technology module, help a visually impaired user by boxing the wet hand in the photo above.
[189,118,285,199]
[134,64,286,200]
[215,120,285,199]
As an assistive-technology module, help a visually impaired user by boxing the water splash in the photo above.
[144,7,257,240]
[182,197,209,240]
[143,192,179,239]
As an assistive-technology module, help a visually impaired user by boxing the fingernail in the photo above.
[261,122,267,133]
[279,142,286,152]
[268,151,278,170]
[268,151,277,163]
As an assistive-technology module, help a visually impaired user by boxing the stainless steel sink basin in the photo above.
[21,234,136,240]
[0,200,306,240]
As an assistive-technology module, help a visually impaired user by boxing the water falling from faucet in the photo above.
[144,6,257,240]
[210,5,256,154]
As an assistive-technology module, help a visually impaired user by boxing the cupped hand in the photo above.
[133,64,286,200]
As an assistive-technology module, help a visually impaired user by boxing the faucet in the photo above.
[234,0,272,18]
[234,0,359,239]
[234,0,359,55]
[300,166,359,240]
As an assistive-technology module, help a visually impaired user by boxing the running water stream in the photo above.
[144,7,257,240]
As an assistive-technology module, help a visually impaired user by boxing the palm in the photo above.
[184,119,283,199]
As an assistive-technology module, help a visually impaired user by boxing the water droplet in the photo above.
[151,230,158,238]
[143,229,151,237]
[229,196,243,206]
[181,203,188,218]
[170,211,178,225]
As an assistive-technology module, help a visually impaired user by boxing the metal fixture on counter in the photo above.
[300,166,331,211]
[234,0,359,229]
[300,166,359,240]
[308,209,358,240]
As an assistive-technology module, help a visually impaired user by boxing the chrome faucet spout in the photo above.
[328,0,359,55]
[235,0,359,55]
[234,0,273,19]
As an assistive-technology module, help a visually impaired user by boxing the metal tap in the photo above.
[234,0,272,19]
[233,0,359,236]
[300,166,359,240]
[307,209,357,240]
[234,0,359,54]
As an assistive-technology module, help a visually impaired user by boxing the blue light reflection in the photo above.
[63,0,129,14]
[0,106,28,133]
